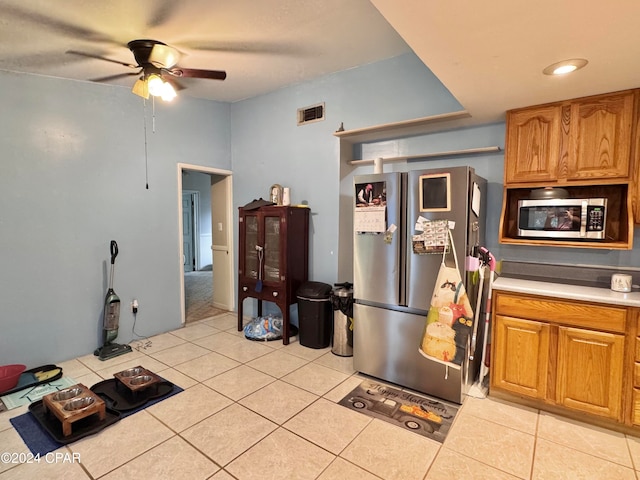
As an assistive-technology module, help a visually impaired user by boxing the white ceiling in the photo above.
[1,0,639,123]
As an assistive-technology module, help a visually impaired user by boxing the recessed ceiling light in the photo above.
[543,58,588,76]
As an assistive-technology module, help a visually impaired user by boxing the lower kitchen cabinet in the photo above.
[556,326,624,419]
[493,315,550,399]
[491,291,630,425]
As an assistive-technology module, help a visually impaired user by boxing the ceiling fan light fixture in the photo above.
[160,81,177,101]
[147,74,165,96]
[148,44,180,69]
[132,78,149,99]
[543,58,588,76]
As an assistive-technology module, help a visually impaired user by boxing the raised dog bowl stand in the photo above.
[42,383,106,437]
[113,366,163,401]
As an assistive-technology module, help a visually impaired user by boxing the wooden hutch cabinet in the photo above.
[237,205,309,345]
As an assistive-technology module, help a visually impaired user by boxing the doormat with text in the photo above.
[339,379,459,442]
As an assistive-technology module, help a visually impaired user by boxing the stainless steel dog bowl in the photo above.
[119,367,144,377]
[63,396,95,411]
[129,375,153,386]
[52,387,83,401]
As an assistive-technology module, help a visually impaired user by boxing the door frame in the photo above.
[182,189,200,272]
[177,163,234,325]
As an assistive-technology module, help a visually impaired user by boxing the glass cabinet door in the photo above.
[264,215,281,282]
[244,215,258,279]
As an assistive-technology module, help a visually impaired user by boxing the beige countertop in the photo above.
[492,276,640,308]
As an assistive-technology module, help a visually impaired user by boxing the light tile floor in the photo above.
[2,312,640,479]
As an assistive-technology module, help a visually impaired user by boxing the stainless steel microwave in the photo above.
[517,198,607,239]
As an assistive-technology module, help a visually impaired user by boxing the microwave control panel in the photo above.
[586,206,605,231]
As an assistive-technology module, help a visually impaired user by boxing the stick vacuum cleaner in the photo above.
[94,240,132,361]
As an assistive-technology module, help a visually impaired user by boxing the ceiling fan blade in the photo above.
[0,4,113,43]
[147,0,181,28]
[90,71,142,83]
[178,40,307,56]
[166,68,226,80]
[66,50,138,69]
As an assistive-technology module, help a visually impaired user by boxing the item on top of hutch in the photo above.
[269,184,283,205]
[237,205,309,345]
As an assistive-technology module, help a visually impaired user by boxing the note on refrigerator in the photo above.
[472,182,481,217]
[354,205,386,233]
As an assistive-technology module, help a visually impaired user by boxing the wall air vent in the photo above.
[297,103,325,126]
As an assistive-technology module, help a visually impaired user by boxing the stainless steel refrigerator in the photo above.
[353,166,486,404]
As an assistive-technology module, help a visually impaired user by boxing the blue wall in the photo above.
[0,70,230,366]
[1,50,638,367]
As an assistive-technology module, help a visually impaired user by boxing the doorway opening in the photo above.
[177,163,234,324]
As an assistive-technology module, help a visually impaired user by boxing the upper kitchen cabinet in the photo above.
[505,105,562,183]
[504,89,638,186]
[500,89,640,248]
[566,91,635,181]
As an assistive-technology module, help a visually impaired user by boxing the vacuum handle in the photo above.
[110,240,118,265]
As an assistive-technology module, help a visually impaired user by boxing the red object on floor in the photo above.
[0,364,26,393]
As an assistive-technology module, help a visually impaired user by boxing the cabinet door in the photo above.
[556,327,624,420]
[492,315,550,399]
[505,105,561,184]
[263,214,282,283]
[566,92,634,180]
[242,214,259,279]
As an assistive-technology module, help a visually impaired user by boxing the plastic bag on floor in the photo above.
[244,314,283,341]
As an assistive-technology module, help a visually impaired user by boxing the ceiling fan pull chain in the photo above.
[152,96,156,133]
[143,99,149,190]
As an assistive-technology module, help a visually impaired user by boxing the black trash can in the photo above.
[331,283,354,356]
[297,281,333,348]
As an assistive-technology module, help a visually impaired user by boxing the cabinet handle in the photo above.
[243,286,248,292]
[272,291,278,297]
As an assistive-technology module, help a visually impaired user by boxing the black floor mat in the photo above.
[90,378,175,412]
[27,400,120,445]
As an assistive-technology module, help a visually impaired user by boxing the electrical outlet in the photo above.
[131,299,139,313]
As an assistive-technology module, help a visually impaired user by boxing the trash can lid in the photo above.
[332,286,353,297]
[297,281,332,298]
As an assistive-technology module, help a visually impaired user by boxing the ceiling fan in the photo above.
[68,39,227,101]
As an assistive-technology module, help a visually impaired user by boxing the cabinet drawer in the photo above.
[495,293,626,333]
[636,338,640,362]
[635,363,640,386]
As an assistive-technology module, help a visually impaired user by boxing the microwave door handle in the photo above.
[580,200,588,237]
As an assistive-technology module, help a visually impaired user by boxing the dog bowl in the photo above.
[52,387,83,401]
[129,375,153,386]
[0,364,26,393]
[63,396,95,411]
[118,367,144,377]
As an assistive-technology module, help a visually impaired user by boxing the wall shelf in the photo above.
[334,110,472,144]
[349,146,501,166]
